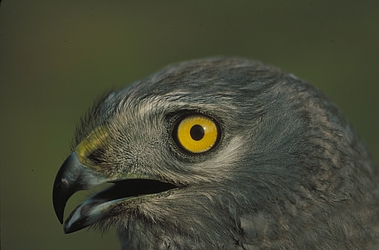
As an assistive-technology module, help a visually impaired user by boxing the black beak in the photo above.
[52,152,103,224]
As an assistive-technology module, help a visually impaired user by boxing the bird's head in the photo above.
[53,57,378,248]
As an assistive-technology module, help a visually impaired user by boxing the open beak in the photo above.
[53,151,178,233]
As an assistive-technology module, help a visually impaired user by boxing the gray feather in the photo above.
[60,57,379,249]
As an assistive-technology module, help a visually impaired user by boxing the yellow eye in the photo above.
[175,115,220,154]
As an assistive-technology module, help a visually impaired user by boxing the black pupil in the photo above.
[190,124,205,141]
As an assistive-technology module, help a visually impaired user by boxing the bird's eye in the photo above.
[173,115,220,154]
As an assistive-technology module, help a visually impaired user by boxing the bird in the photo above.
[53,57,379,249]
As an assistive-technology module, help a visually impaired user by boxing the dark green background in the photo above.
[1,1,378,249]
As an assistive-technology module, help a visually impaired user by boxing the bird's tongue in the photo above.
[97,179,178,201]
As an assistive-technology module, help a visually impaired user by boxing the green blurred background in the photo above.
[1,1,378,249]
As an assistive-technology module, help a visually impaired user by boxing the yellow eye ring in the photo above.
[174,115,220,154]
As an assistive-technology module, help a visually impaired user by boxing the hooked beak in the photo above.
[52,152,105,225]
